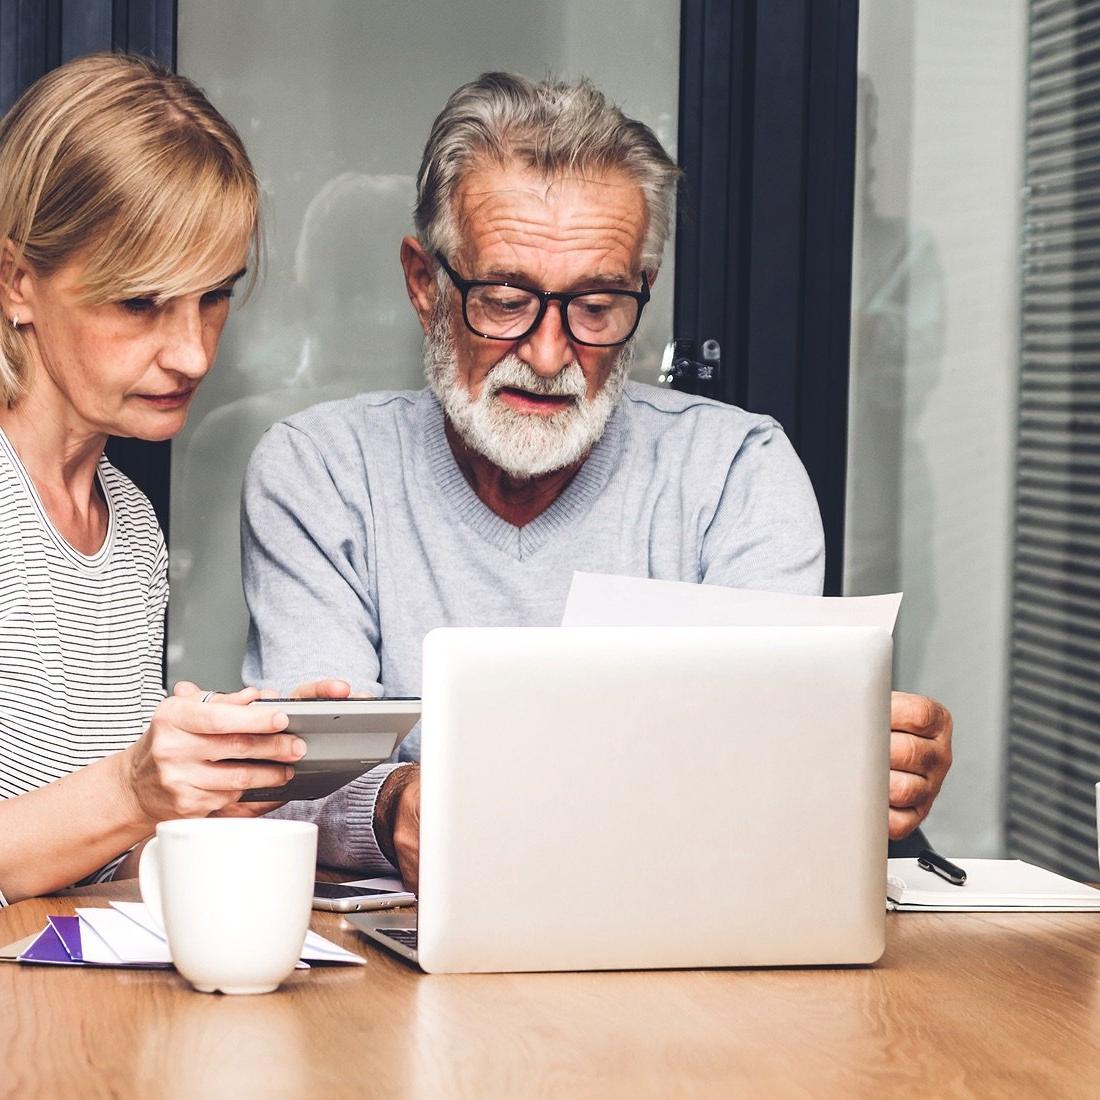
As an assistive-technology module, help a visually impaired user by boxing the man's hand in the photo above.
[288,679,353,701]
[888,692,953,839]
[374,766,421,893]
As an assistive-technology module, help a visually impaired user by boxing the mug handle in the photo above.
[138,835,166,935]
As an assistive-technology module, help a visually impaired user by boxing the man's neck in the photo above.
[443,418,586,527]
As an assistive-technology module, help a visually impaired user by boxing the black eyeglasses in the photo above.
[435,252,650,348]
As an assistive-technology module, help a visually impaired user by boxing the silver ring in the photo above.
[198,690,217,703]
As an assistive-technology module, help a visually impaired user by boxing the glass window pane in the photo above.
[169,1,679,688]
[845,1,1026,855]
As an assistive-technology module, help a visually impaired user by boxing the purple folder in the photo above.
[18,920,80,966]
[19,914,173,969]
[48,916,83,959]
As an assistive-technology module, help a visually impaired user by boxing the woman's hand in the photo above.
[118,684,306,826]
[212,679,357,817]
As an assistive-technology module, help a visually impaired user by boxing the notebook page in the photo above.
[888,858,1100,906]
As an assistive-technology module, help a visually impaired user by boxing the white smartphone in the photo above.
[240,698,421,802]
[312,882,416,913]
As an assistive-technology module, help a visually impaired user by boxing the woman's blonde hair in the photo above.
[0,52,261,404]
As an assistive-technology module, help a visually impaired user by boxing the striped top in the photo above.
[0,427,168,904]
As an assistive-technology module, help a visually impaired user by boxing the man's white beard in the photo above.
[424,303,632,480]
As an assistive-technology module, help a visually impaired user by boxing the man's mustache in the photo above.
[482,357,587,401]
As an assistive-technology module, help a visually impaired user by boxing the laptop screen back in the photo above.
[416,625,891,973]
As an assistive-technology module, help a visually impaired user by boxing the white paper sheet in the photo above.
[110,900,169,939]
[561,572,902,633]
[102,902,365,966]
[77,907,171,965]
[342,876,406,893]
[301,929,366,963]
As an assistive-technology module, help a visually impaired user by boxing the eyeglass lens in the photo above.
[466,285,639,345]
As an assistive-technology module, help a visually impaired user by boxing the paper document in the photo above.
[106,902,365,965]
[887,858,1100,911]
[0,933,38,962]
[48,915,84,960]
[301,929,366,963]
[109,900,170,938]
[562,572,902,633]
[14,923,83,966]
[78,907,171,964]
[343,876,406,893]
[14,903,365,968]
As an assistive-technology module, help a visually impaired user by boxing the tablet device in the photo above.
[239,699,420,802]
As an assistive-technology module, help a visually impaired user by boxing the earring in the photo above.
[9,314,17,330]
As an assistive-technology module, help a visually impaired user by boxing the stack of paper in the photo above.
[887,858,1100,912]
[8,902,364,968]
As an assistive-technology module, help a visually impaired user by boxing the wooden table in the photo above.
[2,883,1100,1099]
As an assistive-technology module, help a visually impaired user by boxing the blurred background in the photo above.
[166,1,679,700]
[2,1,1095,878]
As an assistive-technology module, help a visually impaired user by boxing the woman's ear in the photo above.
[0,240,35,325]
[400,236,439,335]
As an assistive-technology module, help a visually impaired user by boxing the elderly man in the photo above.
[242,72,952,888]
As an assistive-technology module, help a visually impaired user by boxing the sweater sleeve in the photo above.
[267,762,409,875]
[241,422,384,693]
[241,421,397,872]
[700,419,826,596]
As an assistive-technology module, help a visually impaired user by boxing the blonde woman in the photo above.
[0,54,317,905]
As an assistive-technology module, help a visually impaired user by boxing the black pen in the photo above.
[917,848,967,886]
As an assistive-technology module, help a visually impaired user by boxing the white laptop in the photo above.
[350,625,891,973]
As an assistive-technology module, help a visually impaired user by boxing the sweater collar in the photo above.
[418,389,624,560]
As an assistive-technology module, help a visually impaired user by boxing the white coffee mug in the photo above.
[139,818,317,995]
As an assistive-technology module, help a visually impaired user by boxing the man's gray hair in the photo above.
[414,72,681,271]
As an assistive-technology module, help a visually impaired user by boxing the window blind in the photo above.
[1009,0,1100,880]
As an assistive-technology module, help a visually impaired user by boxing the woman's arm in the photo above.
[0,749,154,903]
[0,691,304,904]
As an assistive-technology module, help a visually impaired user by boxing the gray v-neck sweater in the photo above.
[242,382,824,872]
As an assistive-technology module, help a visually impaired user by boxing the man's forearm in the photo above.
[268,762,411,874]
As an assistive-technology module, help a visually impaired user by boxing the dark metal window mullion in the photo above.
[675,0,859,596]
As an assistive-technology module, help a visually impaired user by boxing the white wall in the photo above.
[846,2,1026,855]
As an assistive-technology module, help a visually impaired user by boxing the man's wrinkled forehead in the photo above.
[458,164,634,204]
[451,161,648,274]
